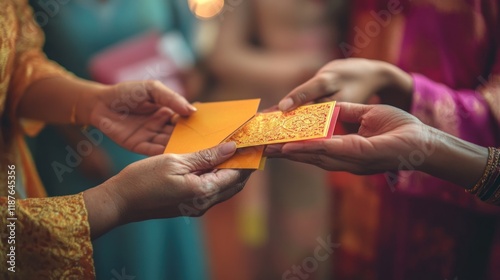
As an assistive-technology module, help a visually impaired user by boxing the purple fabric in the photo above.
[389,1,500,279]
[411,74,498,146]
[333,1,500,279]
[397,0,500,206]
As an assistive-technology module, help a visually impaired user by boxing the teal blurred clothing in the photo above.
[38,0,195,79]
[28,1,207,279]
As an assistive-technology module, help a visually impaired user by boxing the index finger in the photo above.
[278,73,340,112]
[200,169,253,207]
[147,80,197,116]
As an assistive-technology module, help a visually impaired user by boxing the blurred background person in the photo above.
[275,0,500,279]
[195,1,347,279]
[28,1,206,279]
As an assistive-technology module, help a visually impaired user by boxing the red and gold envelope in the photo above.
[225,102,338,147]
[164,99,339,169]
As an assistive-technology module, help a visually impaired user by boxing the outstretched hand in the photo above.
[90,80,197,156]
[85,142,253,238]
[278,58,413,112]
[267,102,429,174]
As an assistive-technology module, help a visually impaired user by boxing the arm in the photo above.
[17,77,107,125]
[410,72,500,146]
[0,143,252,277]
[421,126,489,189]
[0,193,95,278]
[268,103,489,190]
[7,0,79,136]
[277,58,414,112]
[309,60,499,145]
[9,1,196,156]
[17,77,196,156]
[278,58,500,148]
[83,142,252,239]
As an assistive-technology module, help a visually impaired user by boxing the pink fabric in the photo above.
[396,0,500,206]
[381,1,500,279]
[342,0,500,205]
[401,0,500,145]
[411,74,498,146]
[332,0,500,279]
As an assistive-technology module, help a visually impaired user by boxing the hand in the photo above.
[278,58,413,112]
[267,102,429,174]
[89,80,197,156]
[268,102,489,191]
[84,142,253,238]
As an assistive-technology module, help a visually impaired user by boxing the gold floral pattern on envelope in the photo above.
[225,102,336,147]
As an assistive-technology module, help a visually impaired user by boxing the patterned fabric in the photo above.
[0,193,94,279]
[0,0,95,278]
[0,0,71,198]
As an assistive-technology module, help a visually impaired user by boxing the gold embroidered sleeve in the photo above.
[7,0,73,136]
[0,193,95,279]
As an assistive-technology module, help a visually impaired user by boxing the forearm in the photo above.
[17,76,110,125]
[378,62,413,111]
[421,126,489,189]
[82,179,123,239]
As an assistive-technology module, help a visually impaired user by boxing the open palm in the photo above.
[269,103,430,174]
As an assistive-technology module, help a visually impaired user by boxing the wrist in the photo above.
[77,84,110,126]
[421,127,488,188]
[377,62,413,110]
[83,178,125,239]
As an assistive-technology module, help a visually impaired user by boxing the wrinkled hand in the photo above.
[86,142,253,238]
[90,80,197,156]
[114,142,252,222]
[267,103,430,174]
[278,58,413,112]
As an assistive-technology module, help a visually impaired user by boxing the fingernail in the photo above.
[188,104,197,112]
[278,98,294,111]
[220,142,237,156]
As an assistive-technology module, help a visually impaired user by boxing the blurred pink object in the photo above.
[89,31,193,95]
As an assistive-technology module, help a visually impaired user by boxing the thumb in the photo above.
[182,142,237,172]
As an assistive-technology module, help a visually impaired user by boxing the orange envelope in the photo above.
[164,99,265,169]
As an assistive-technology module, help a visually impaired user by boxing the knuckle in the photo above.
[145,80,164,94]
[295,91,309,104]
[197,149,217,166]
[317,72,333,83]
[318,73,338,92]
[148,79,163,89]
